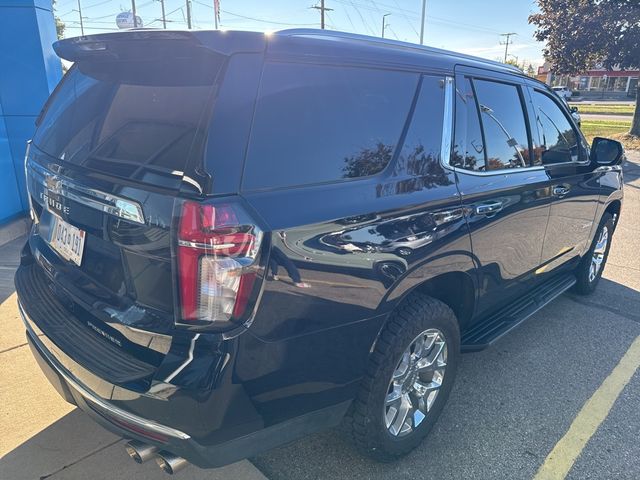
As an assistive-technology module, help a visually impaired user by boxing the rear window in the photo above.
[242,62,419,191]
[33,52,224,186]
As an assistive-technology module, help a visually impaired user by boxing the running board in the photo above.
[461,273,576,352]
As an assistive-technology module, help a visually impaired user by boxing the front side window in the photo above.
[532,90,581,165]
[242,63,419,190]
[472,79,531,171]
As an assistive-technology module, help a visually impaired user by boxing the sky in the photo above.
[54,0,546,69]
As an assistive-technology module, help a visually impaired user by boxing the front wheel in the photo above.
[573,212,614,295]
[345,293,460,462]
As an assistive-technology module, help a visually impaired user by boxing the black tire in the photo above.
[344,293,460,462]
[573,212,614,295]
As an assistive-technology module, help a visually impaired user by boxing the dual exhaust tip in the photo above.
[125,440,189,475]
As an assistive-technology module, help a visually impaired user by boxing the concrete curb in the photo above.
[0,216,29,248]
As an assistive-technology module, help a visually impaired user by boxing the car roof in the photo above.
[55,28,524,78]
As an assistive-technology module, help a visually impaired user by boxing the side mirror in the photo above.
[570,106,579,113]
[590,137,624,166]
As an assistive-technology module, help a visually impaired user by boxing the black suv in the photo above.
[16,29,624,473]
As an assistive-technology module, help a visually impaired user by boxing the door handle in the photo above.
[475,201,503,216]
[553,185,571,197]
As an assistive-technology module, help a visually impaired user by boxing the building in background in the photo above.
[0,0,62,225]
[537,62,639,99]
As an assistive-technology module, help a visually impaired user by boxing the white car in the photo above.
[552,85,573,99]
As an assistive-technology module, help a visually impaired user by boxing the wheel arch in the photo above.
[604,199,622,224]
[371,270,477,356]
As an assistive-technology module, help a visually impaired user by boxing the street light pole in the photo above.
[185,0,192,29]
[131,0,138,28]
[419,0,426,44]
[159,0,166,28]
[76,0,84,35]
[381,13,390,38]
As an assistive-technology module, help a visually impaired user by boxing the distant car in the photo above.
[552,85,573,99]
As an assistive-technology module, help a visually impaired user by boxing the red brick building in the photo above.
[537,63,639,98]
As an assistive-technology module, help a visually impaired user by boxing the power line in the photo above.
[216,7,318,26]
[83,0,111,9]
[391,0,419,38]
[346,0,375,35]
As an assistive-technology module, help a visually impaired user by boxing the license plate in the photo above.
[49,216,86,266]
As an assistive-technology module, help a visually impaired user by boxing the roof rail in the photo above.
[276,28,522,73]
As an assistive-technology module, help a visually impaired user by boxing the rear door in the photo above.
[451,67,552,316]
[527,85,600,273]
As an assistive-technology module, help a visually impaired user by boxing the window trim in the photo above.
[441,74,545,177]
[529,87,590,167]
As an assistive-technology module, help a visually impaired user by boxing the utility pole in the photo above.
[311,0,333,30]
[76,0,85,35]
[213,0,219,29]
[381,13,390,38]
[419,0,426,44]
[131,0,138,28]
[500,32,517,63]
[159,0,166,28]
[185,0,192,29]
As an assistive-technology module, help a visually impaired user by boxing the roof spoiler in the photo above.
[53,29,266,63]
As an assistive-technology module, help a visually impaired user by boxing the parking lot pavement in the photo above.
[252,152,640,480]
[2,153,638,480]
[0,236,266,480]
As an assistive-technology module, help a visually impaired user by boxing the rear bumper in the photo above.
[20,302,350,468]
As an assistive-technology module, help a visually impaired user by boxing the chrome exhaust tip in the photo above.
[125,440,158,464]
[155,451,189,475]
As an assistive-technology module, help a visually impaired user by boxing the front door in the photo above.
[451,69,552,316]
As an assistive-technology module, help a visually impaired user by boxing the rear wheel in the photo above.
[345,293,459,462]
[573,212,614,295]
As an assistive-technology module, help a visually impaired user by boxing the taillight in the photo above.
[176,200,263,329]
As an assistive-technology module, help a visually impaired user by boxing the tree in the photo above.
[527,64,536,77]
[52,0,65,39]
[529,0,640,136]
[505,58,524,72]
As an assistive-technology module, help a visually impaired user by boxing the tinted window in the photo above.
[452,77,486,171]
[384,75,452,194]
[532,90,581,165]
[243,63,419,190]
[33,53,223,185]
[473,79,531,170]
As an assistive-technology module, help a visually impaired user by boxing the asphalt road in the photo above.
[1,153,639,480]
[252,151,640,480]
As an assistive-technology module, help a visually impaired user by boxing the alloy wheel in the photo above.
[589,225,609,282]
[384,329,448,437]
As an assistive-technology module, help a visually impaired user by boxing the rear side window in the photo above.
[242,63,419,190]
[452,77,486,171]
[33,52,224,186]
[473,79,531,171]
[531,90,581,165]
